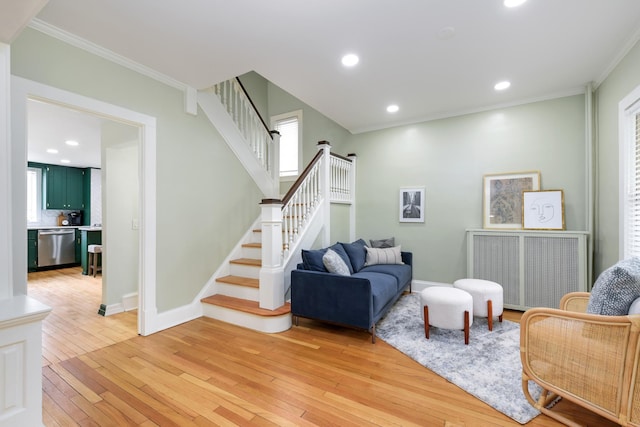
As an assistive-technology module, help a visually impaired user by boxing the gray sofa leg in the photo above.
[371,325,376,343]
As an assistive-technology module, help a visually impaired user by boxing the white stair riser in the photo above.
[242,247,261,259]
[216,283,259,301]
[250,231,262,244]
[201,303,291,333]
[229,264,260,279]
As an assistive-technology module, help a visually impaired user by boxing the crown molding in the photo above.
[593,24,640,90]
[28,18,190,93]
[351,86,587,134]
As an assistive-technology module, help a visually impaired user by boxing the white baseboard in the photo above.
[122,293,138,312]
[98,292,140,316]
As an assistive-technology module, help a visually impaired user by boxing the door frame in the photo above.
[12,76,157,336]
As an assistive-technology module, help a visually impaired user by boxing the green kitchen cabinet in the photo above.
[27,229,38,271]
[75,229,82,264]
[43,164,85,210]
[80,228,102,275]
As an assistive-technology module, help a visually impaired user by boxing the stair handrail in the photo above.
[212,78,277,181]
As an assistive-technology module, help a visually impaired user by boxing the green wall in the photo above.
[11,28,263,312]
[267,81,351,162]
[594,40,640,275]
[344,95,587,283]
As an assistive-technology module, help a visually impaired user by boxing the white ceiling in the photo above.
[27,99,102,169]
[7,0,640,162]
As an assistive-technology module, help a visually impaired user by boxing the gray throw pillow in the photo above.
[322,248,351,276]
[370,237,395,248]
[364,245,404,266]
[587,257,640,315]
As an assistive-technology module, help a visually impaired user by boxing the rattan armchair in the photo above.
[520,292,640,426]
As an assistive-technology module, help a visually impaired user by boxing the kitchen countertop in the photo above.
[28,225,80,230]
[78,226,102,231]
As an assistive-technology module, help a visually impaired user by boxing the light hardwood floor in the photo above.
[29,268,615,426]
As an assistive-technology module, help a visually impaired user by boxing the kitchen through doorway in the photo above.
[26,98,141,336]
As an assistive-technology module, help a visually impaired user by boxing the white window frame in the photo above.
[619,83,640,259]
[271,110,302,181]
[26,166,42,224]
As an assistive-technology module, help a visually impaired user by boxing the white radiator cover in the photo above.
[466,229,589,310]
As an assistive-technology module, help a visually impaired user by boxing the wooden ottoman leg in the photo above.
[487,300,493,331]
[424,305,430,339]
[464,310,470,345]
[499,313,503,323]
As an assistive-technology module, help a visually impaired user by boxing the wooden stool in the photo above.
[88,244,102,277]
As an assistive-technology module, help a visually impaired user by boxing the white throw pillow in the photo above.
[322,248,351,276]
[364,245,404,266]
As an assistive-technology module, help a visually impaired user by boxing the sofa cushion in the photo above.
[340,239,368,272]
[359,264,412,292]
[370,237,395,248]
[353,271,398,315]
[587,257,640,315]
[364,245,404,266]
[302,243,353,273]
[301,248,327,272]
[322,248,351,276]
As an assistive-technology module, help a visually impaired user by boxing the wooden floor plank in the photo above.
[33,267,618,427]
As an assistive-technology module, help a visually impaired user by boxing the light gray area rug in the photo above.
[376,292,541,424]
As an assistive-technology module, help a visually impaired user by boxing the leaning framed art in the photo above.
[523,189,565,230]
[399,187,425,223]
[483,171,540,229]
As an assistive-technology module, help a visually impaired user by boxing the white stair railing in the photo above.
[259,142,355,310]
[211,78,277,181]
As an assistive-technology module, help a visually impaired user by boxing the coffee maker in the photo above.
[67,211,82,226]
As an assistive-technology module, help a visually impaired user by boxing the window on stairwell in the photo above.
[272,110,302,180]
[621,84,640,258]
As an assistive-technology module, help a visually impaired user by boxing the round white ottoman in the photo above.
[453,278,503,331]
[420,287,473,345]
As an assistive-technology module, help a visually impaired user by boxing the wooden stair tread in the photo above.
[201,294,291,316]
[242,242,261,248]
[216,275,259,288]
[230,258,261,267]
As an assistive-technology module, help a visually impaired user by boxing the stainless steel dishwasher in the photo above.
[37,228,76,267]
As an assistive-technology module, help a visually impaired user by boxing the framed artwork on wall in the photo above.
[523,190,565,230]
[399,187,424,223]
[483,171,540,229]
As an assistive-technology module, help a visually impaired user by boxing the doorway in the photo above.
[27,98,142,315]
[13,76,158,336]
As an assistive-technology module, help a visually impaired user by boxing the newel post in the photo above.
[318,141,331,247]
[259,198,284,310]
[348,153,357,242]
[270,130,280,198]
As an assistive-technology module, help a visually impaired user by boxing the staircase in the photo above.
[201,227,292,333]
[197,77,355,334]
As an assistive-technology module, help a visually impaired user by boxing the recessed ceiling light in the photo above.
[504,0,526,8]
[46,148,58,154]
[60,159,70,164]
[341,54,359,67]
[65,140,79,146]
[494,81,511,91]
[386,104,399,113]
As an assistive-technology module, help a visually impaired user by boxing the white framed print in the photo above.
[399,187,424,223]
[522,190,565,230]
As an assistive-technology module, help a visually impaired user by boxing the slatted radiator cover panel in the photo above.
[472,235,520,306]
[467,230,588,310]
[524,236,580,308]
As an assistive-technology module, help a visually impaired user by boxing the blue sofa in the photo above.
[291,239,412,342]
